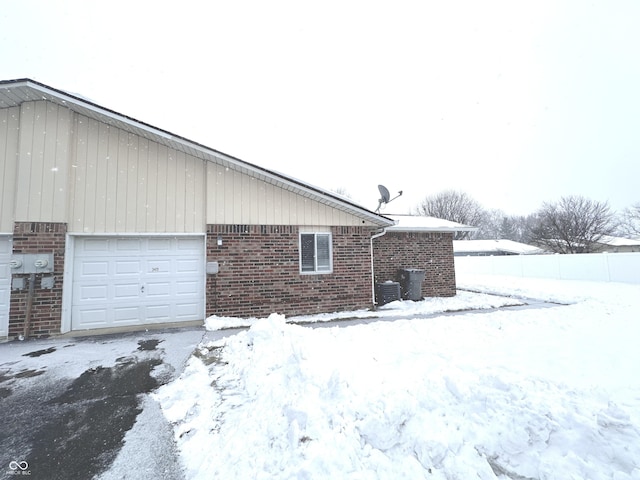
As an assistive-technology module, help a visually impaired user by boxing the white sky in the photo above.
[2,0,639,215]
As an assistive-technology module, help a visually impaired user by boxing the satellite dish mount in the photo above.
[375,184,403,213]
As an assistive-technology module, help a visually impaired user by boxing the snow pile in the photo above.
[154,277,640,479]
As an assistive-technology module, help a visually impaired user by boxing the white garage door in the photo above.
[0,236,11,338]
[72,236,204,330]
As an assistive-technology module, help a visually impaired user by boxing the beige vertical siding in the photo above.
[14,101,71,223]
[68,114,207,233]
[0,107,20,232]
[6,99,376,232]
[206,163,373,226]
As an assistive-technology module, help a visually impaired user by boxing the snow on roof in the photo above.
[454,239,545,255]
[385,214,477,233]
[596,235,640,247]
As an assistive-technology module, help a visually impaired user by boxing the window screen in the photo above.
[300,234,316,272]
[300,233,332,273]
[316,234,331,271]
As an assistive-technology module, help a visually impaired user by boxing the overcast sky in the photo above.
[2,0,639,216]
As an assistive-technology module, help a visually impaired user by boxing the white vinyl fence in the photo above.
[455,252,640,284]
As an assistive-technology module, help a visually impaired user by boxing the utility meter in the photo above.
[34,258,49,268]
[10,254,54,273]
[9,259,23,269]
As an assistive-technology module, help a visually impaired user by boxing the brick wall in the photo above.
[373,231,456,298]
[3,223,456,337]
[9,222,66,338]
[206,225,376,318]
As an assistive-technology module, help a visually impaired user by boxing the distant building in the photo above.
[591,235,640,253]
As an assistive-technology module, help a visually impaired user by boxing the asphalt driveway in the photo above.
[0,326,212,480]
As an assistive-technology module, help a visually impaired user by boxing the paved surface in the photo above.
[0,326,210,480]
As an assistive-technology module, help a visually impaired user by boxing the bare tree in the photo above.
[475,209,505,240]
[415,190,487,239]
[473,211,536,243]
[501,215,533,243]
[617,203,640,238]
[527,196,616,253]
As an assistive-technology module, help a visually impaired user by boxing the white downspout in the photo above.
[370,228,388,307]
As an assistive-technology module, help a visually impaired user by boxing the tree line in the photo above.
[414,190,640,254]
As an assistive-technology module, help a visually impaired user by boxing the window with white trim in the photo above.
[300,232,332,273]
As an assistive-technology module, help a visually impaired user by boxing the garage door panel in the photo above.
[77,260,109,277]
[148,238,172,251]
[177,280,199,295]
[176,302,200,318]
[79,238,110,254]
[78,284,109,302]
[115,260,143,275]
[177,237,204,252]
[115,238,143,252]
[176,258,201,273]
[73,307,108,327]
[145,304,171,320]
[146,282,171,297]
[72,236,204,330]
[114,305,143,323]
[147,259,171,273]
[114,283,140,299]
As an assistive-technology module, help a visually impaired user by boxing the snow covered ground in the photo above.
[154,275,640,479]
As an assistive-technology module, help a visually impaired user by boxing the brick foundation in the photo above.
[9,222,66,339]
[206,225,377,318]
[372,231,456,297]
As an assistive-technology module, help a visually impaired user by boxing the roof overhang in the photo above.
[0,78,393,228]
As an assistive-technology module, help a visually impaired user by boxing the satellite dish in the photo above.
[375,184,403,213]
[378,185,391,204]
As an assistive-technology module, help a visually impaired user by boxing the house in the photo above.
[453,239,546,256]
[591,235,640,253]
[1,78,398,340]
[372,214,476,297]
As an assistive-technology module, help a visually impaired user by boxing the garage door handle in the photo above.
[140,285,145,293]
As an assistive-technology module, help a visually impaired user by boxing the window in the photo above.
[300,232,332,273]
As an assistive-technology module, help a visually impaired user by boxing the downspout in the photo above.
[370,228,388,307]
[23,273,36,340]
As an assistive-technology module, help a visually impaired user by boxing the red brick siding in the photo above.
[372,231,456,297]
[9,222,66,338]
[206,225,376,318]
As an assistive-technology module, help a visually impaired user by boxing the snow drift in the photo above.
[154,276,640,479]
